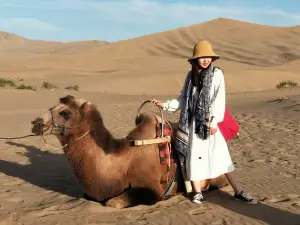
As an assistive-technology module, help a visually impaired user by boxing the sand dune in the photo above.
[1,18,300,94]
[0,31,108,60]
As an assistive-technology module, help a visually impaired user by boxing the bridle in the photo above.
[50,109,68,136]
[40,107,91,150]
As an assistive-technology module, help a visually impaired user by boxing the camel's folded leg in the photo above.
[200,175,228,191]
[200,179,212,191]
[105,188,162,209]
[209,174,228,189]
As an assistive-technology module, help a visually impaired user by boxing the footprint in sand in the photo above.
[123,209,160,222]
[57,198,86,210]
[125,213,144,221]
[268,197,291,203]
[253,159,267,163]
[262,194,300,204]
[25,207,65,218]
[188,204,211,215]
[279,171,296,179]
[291,202,300,209]
[211,219,228,225]
[5,196,24,204]
[287,194,300,199]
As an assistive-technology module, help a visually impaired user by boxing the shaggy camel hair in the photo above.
[31,95,228,208]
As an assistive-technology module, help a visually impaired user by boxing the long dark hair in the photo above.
[190,59,212,90]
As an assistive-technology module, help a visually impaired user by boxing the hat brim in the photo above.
[188,55,220,63]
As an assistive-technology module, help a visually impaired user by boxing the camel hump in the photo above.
[128,112,177,141]
[128,112,158,140]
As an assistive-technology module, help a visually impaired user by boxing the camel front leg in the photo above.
[105,188,162,208]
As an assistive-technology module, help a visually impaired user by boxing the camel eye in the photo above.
[59,110,71,120]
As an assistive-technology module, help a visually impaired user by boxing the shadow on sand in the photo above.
[0,141,83,198]
[0,141,299,225]
[205,190,300,225]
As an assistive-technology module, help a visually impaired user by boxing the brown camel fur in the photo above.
[31,95,228,208]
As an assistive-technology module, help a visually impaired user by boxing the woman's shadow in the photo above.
[205,187,300,225]
[0,141,83,198]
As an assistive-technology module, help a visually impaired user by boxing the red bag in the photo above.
[217,106,239,140]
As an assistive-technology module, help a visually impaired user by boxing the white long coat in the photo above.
[163,68,235,181]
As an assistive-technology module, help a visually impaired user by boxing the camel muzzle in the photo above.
[31,117,47,135]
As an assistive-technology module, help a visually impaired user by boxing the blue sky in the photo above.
[1,0,300,42]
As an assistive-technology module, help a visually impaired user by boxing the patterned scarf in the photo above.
[175,65,214,163]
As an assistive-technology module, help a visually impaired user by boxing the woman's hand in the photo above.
[151,99,164,108]
[209,117,218,135]
[209,127,218,135]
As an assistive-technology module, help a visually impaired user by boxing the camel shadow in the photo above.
[0,141,83,198]
[205,190,300,225]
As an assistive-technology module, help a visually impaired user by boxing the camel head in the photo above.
[31,95,93,137]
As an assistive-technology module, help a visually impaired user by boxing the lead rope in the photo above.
[0,134,36,140]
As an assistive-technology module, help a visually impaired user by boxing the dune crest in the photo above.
[0,18,300,94]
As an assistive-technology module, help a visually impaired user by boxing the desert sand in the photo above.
[0,18,299,225]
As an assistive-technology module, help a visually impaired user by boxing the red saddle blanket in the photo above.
[156,123,172,165]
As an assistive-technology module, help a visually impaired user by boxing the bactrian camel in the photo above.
[31,95,228,208]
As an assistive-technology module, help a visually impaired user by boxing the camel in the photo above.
[31,95,228,208]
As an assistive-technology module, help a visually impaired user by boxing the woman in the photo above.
[151,40,257,204]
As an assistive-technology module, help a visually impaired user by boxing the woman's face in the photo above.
[197,57,212,68]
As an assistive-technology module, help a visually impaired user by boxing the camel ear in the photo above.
[79,101,92,117]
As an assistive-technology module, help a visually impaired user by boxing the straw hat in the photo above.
[188,40,220,62]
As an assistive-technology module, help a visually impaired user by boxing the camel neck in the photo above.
[60,111,120,156]
[93,125,120,154]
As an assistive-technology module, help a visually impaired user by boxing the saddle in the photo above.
[126,100,185,196]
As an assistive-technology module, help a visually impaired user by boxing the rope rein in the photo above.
[0,107,90,150]
[0,134,36,140]
[41,129,91,150]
